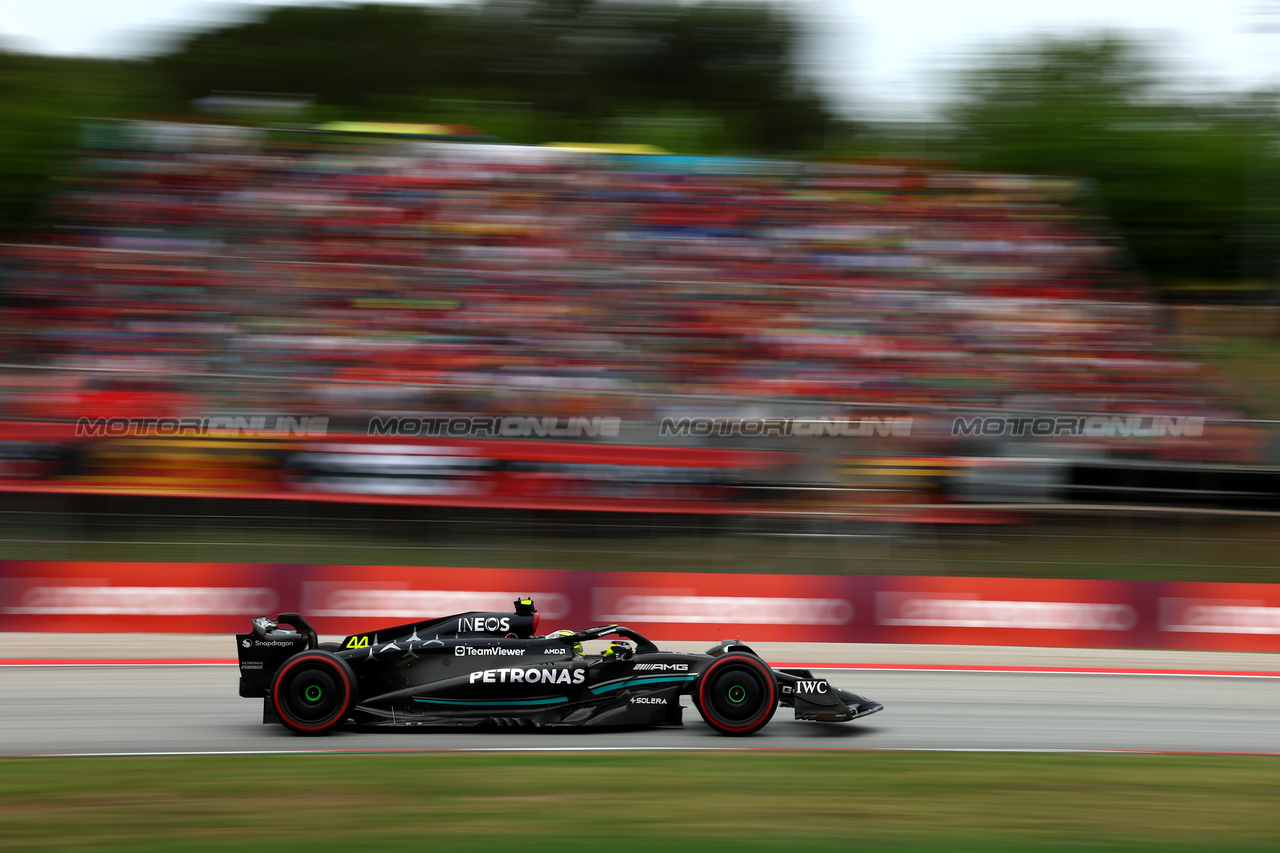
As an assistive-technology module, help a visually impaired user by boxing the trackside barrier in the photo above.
[2,562,1280,653]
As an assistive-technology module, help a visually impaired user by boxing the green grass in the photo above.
[3,518,1279,581]
[1,752,1277,851]
[1188,334,1280,421]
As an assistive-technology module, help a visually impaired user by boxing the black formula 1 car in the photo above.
[236,598,883,736]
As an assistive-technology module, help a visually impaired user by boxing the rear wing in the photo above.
[235,613,318,698]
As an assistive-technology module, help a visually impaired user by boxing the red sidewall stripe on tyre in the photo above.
[272,654,351,732]
[697,656,777,733]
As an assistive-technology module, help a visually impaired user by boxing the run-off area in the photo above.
[5,664,1280,851]
[3,664,1280,755]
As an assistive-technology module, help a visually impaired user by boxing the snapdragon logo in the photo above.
[368,416,621,438]
[660,417,911,438]
[951,415,1204,439]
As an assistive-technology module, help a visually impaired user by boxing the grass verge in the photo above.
[3,518,1279,581]
[1,752,1278,852]
[1193,334,1280,421]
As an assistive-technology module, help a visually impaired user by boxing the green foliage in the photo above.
[945,34,1280,288]
[150,1,830,152]
[5,16,1280,291]
[0,51,175,231]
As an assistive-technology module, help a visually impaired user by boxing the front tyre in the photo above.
[693,653,778,736]
[270,650,356,735]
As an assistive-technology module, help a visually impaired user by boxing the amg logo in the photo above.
[457,617,510,633]
[633,663,689,671]
[794,680,829,695]
[469,667,587,685]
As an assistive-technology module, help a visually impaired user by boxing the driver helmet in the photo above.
[546,629,583,656]
[602,640,633,662]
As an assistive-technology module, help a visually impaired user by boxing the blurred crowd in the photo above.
[0,120,1241,441]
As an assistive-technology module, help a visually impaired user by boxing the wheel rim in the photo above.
[707,666,767,723]
[281,666,341,724]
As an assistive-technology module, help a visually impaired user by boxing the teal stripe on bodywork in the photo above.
[590,675,697,695]
[412,696,567,706]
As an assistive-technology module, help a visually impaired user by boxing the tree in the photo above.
[152,1,832,151]
[0,50,173,231]
[946,34,1280,288]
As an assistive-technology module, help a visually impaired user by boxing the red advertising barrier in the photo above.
[1156,582,1280,653]
[0,562,282,635]
[870,576,1158,650]
[2,561,1279,653]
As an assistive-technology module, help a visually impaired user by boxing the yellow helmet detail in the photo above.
[546,629,583,656]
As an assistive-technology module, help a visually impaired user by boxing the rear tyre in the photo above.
[693,653,778,736]
[270,650,356,735]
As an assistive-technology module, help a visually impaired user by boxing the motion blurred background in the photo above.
[8,7,1280,851]
[2,0,1280,581]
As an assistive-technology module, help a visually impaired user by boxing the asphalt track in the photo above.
[3,662,1279,756]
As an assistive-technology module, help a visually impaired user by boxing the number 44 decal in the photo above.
[344,635,370,649]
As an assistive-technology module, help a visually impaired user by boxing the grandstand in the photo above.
[0,119,1253,473]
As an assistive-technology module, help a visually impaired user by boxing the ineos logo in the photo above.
[458,616,510,633]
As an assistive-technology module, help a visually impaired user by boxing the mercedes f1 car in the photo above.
[236,598,883,736]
